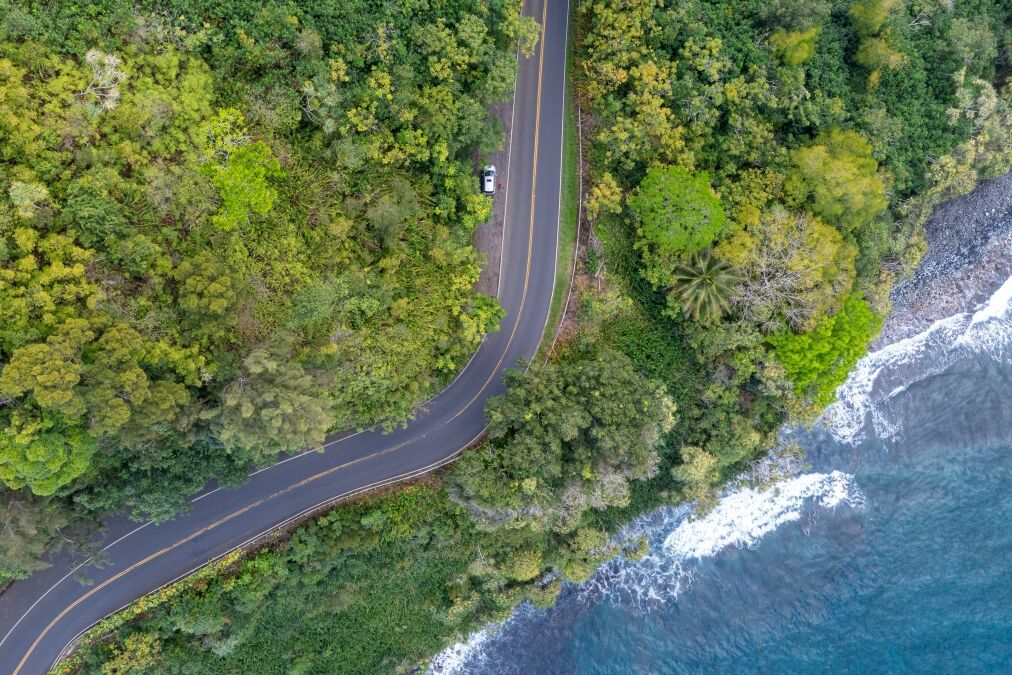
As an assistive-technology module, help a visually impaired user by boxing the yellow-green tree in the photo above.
[848,0,906,86]
[0,318,193,494]
[786,129,887,232]
[771,27,822,66]
[0,412,96,495]
[848,0,903,36]
[672,445,719,508]
[718,208,856,331]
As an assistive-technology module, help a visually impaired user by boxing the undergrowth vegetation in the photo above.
[0,0,537,583]
[34,0,1012,672]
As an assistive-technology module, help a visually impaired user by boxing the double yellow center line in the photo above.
[12,1,552,672]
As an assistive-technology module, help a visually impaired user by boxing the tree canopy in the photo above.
[450,351,676,532]
[768,293,883,408]
[786,129,888,233]
[629,166,727,287]
[0,0,529,567]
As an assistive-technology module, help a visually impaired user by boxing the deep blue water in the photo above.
[446,279,1012,674]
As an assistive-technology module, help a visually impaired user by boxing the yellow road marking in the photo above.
[448,0,548,422]
[13,2,552,672]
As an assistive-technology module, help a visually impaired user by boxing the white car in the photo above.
[481,165,497,194]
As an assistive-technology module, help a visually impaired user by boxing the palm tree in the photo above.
[668,249,739,323]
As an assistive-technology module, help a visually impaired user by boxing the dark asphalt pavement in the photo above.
[0,0,569,671]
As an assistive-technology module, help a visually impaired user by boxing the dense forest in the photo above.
[567,0,1011,509]
[17,0,1012,672]
[0,0,538,582]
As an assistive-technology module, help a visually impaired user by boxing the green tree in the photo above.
[671,445,719,508]
[768,293,882,408]
[82,323,190,437]
[503,549,543,582]
[0,318,93,417]
[759,0,831,30]
[174,252,239,323]
[786,129,887,232]
[206,141,283,231]
[449,351,676,531]
[946,18,999,75]
[0,491,71,582]
[628,166,726,287]
[667,249,739,323]
[57,168,132,249]
[199,109,282,231]
[555,528,616,583]
[210,348,335,464]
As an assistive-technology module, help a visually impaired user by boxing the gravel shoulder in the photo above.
[472,100,515,297]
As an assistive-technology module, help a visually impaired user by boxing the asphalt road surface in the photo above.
[0,0,569,671]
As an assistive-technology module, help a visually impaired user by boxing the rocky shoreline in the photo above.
[876,172,1012,348]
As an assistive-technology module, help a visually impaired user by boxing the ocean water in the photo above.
[434,276,1012,674]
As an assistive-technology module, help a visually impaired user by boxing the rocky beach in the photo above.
[436,173,1012,674]
[878,173,1012,347]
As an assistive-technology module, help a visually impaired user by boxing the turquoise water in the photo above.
[446,278,1012,673]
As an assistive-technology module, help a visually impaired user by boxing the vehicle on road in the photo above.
[481,164,497,194]
[0,0,568,671]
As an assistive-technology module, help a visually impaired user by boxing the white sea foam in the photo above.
[428,627,492,674]
[968,274,1012,327]
[665,471,863,559]
[432,459,864,671]
[827,274,1012,445]
[574,454,863,612]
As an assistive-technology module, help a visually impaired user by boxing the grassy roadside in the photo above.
[53,10,592,675]
[52,482,512,675]
[538,14,581,362]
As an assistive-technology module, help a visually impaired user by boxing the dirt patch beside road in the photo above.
[473,99,514,297]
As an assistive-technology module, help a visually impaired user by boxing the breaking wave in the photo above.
[431,459,864,673]
[664,471,862,559]
[428,627,492,674]
[577,463,863,611]
[429,277,1012,674]
[826,275,1012,445]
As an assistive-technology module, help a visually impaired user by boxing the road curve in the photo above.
[0,1,569,672]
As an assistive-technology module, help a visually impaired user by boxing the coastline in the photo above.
[878,172,1012,347]
[431,172,1012,672]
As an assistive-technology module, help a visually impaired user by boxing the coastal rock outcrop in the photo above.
[878,173,1012,347]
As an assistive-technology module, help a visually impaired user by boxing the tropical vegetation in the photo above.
[0,0,537,582]
[11,0,1012,672]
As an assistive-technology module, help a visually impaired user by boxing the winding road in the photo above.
[0,0,569,672]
